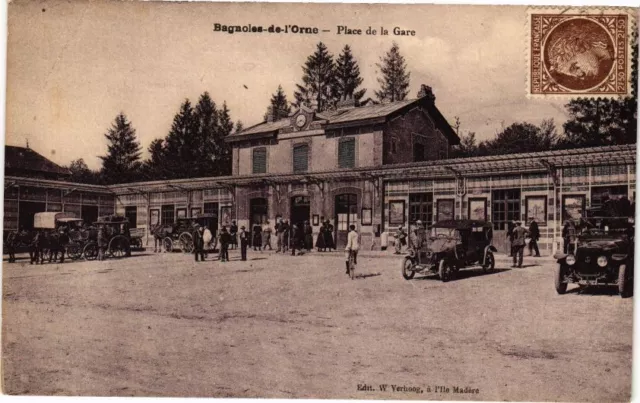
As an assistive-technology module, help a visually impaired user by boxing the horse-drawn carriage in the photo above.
[153,214,217,253]
[81,215,133,260]
[32,212,85,263]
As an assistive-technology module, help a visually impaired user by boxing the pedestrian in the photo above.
[193,225,205,262]
[262,220,273,250]
[123,222,132,257]
[203,225,213,251]
[239,225,249,261]
[316,222,326,251]
[282,220,290,254]
[252,222,262,251]
[511,221,528,268]
[507,220,516,257]
[230,220,238,250]
[345,224,359,275]
[323,220,335,251]
[291,223,300,256]
[275,218,284,253]
[219,226,231,262]
[394,225,407,254]
[304,220,313,252]
[528,218,541,257]
[30,230,43,264]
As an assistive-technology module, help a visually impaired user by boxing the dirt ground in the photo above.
[1,249,633,401]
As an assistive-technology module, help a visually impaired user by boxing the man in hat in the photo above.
[229,220,238,250]
[193,224,205,262]
[511,221,528,268]
[528,218,541,257]
[239,225,249,261]
[219,226,231,262]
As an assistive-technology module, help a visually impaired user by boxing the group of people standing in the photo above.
[507,218,540,268]
[248,218,336,255]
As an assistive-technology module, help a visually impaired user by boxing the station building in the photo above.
[4,88,637,256]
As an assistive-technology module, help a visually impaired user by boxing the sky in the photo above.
[6,0,573,170]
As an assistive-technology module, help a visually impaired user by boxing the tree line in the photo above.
[68,36,637,184]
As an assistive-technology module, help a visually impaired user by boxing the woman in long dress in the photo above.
[323,220,335,251]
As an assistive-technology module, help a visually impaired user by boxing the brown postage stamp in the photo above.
[528,9,635,97]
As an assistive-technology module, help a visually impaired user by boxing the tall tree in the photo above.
[477,120,558,156]
[99,113,142,184]
[375,42,411,103]
[193,92,219,177]
[264,85,292,121]
[68,158,100,184]
[334,45,366,104]
[162,99,199,179]
[294,42,337,112]
[561,30,637,147]
[215,101,233,176]
[234,120,244,134]
[142,138,168,179]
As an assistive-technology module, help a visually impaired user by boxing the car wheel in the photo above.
[401,257,415,280]
[439,259,452,282]
[482,251,495,273]
[555,264,568,295]
[618,264,632,298]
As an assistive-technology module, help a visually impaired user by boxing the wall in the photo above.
[383,106,449,164]
[235,130,379,176]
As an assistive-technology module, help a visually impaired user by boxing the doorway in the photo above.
[249,198,268,229]
[335,193,357,248]
[491,189,521,254]
[81,205,99,225]
[18,201,46,230]
[290,196,311,229]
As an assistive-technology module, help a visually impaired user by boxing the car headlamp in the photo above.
[597,256,608,267]
[565,255,576,266]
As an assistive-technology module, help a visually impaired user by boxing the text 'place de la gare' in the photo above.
[4,86,636,254]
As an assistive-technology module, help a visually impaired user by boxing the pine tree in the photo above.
[193,92,219,177]
[143,138,167,179]
[234,120,244,134]
[99,113,142,184]
[294,42,337,112]
[215,101,233,176]
[375,42,411,103]
[163,99,199,179]
[334,45,366,104]
[264,85,292,121]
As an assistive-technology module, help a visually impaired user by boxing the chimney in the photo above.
[417,84,436,103]
[337,94,356,111]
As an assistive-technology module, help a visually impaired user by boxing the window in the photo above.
[293,144,309,173]
[338,138,356,169]
[391,138,398,154]
[252,147,267,174]
[409,193,433,225]
[204,202,218,217]
[491,189,521,230]
[124,206,137,228]
[413,142,426,162]
[161,204,175,225]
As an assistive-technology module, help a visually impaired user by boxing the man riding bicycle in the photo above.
[345,224,359,275]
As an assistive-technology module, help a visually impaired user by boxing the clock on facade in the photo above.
[295,114,307,128]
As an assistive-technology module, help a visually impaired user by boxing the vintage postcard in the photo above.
[2,1,638,402]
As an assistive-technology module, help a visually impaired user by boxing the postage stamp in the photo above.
[528,9,635,97]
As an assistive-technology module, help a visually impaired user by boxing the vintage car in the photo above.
[554,204,634,298]
[401,219,497,282]
[159,214,218,253]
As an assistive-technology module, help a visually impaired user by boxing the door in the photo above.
[491,189,521,253]
[203,202,219,236]
[249,198,268,229]
[18,201,46,230]
[161,204,175,225]
[124,206,137,228]
[81,205,99,225]
[335,194,357,249]
[290,196,311,229]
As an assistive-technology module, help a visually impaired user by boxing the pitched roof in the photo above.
[5,145,70,177]
[227,97,458,143]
